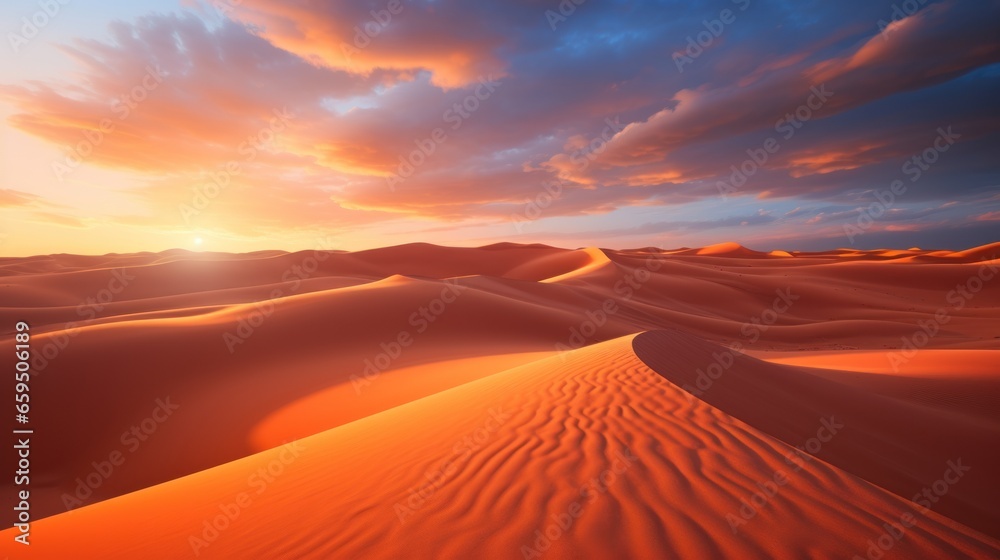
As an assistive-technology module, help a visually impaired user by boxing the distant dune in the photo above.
[2,242,998,558]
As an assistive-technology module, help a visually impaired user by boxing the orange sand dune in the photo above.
[1,241,998,558]
[689,241,765,257]
[3,335,997,559]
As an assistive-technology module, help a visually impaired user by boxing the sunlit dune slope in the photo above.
[3,334,997,559]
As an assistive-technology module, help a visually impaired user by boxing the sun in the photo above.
[194,237,203,246]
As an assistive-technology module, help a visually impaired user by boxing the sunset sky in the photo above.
[1,0,998,256]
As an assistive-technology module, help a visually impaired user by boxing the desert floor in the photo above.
[1,241,998,559]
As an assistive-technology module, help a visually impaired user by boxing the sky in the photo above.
[0,0,998,256]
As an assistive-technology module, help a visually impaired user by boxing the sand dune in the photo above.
[4,335,998,559]
[1,242,998,558]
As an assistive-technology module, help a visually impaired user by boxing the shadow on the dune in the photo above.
[632,329,1000,540]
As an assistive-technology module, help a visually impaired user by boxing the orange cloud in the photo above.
[0,189,42,208]
[228,0,509,89]
[0,15,389,178]
[785,143,891,178]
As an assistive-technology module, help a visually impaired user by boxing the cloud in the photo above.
[1,14,379,176]
[0,189,43,208]
[28,211,91,228]
[225,0,522,88]
[0,189,90,228]
[565,0,1000,177]
[2,0,999,249]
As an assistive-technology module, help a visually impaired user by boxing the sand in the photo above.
[1,242,997,558]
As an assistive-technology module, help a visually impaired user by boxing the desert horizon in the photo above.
[3,0,1000,558]
[5,238,998,259]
